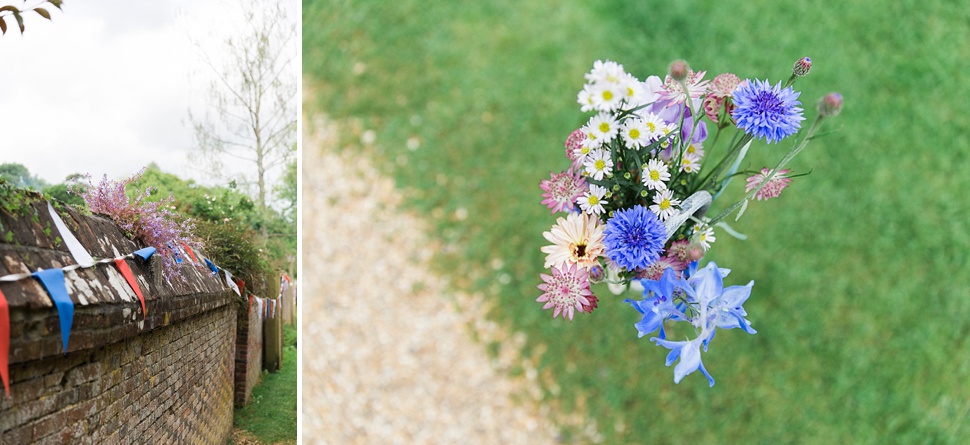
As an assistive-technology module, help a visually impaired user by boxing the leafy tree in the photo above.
[0,162,47,189]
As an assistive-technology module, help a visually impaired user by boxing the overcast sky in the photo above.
[0,0,298,188]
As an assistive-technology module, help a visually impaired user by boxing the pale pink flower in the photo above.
[537,262,594,320]
[540,170,587,214]
[660,70,710,105]
[745,168,793,201]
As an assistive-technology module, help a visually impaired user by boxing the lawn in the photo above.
[233,324,298,444]
[305,1,970,443]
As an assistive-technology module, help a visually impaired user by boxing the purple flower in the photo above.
[731,79,804,143]
[71,168,198,283]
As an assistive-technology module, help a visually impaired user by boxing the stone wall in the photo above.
[0,192,239,444]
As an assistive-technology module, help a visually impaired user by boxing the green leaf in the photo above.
[35,8,50,20]
[48,0,63,10]
[12,11,23,34]
[0,6,20,14]
[0,17,6,35]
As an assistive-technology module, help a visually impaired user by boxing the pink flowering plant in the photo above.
[70,168,199,283]
[537,57,842,386]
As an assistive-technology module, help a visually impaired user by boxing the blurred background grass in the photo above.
[304,0,970,442]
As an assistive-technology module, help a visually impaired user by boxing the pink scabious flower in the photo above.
[709,73,743,97]
[660,69,710,105]
[745,168,793,201]
[564,128,586,162]
[665,239,693,264]
[636,256,686,281]
[703,74,744,123]
[540,170,587,214]
[537,262,593,320]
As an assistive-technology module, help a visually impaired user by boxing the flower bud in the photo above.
[668,59,690,82]
[793,57,812,77]
[687,244,705,261]
[817,92,843,117]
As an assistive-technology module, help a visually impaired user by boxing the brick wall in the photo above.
[0,304,235,444]
[233,299,263,406]
[0,193,240,444]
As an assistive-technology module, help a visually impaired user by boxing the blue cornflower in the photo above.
[603,205,666,271]
[732,79,804,143]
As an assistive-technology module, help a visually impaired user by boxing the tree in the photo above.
[0,0,61,35]
[187,0,297,215]
[0,162,47,189]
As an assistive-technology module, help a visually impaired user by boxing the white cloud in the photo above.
[0,0,297,190]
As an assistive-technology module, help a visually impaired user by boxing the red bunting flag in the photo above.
[249,294,254,314]
[0,288,10,397]
[181,243,199,263]
[235,278,246,297]
[114,259,146,317]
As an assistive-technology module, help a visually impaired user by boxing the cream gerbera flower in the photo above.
[541,211,606,269]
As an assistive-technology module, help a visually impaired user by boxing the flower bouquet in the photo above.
[537,58,842,386]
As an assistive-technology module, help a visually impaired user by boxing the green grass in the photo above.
[233,324,298,444]
[305,1,970,443]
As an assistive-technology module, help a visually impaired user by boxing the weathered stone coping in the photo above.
[0,193,237,364]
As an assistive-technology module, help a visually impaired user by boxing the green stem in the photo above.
[707,115,825,225]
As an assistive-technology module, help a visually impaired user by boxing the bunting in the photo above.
[113,259,146,317]
[0,288,9,397]
[33,268,74,354]
[47,202,95,268]
[181,243,199,263]
[205,258,218,274]
[225,270,240,296]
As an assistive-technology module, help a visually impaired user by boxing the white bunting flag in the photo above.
[47,202,95,268]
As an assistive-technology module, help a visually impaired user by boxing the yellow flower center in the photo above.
[650,170,660,181]
[646,122,657,132]
[602,90,613,101]
[599,122,611,133]
[660,198,671,210]
[629,128,640,139]
[595,160,606,170]
[589,195,600,205]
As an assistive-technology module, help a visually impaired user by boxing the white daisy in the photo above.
[590,82,624,112]
[691,224,716,251]
[620,72,643,103]
[579,124,603,149]
[679,152,701,174]
[650,189,681,221]
[585,60,626,85]
[685,142,705,158]
[587,112,619,143]
[578,184,608,215]
[641,112,665,141]
[620,118,651,149]
[577,85,595,113]
[583,148,614,181]
[641,158,670,190]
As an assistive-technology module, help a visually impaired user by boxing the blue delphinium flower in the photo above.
[646,262,756,387]
[624,268,689,339]
[732,79,804,143]
[651,337,715,387]
[603,205,666,271]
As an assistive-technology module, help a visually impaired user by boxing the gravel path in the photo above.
[300,115,558,444]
